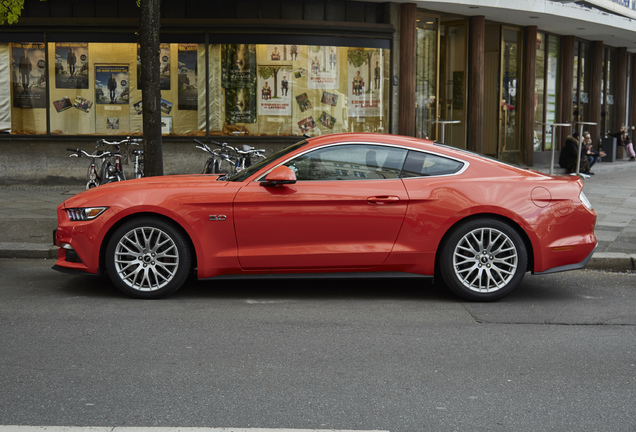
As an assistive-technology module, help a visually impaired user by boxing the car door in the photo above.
[233,143,410,270]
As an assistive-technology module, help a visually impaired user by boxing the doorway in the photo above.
[484,25,523,164]
[414,13,467,148]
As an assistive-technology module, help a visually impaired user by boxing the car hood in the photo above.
[61,174,228,208]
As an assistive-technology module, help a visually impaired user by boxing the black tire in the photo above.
[105,217,192,299]
[203,158,214,174]
[439,218,528,301]
[99,162,113,185]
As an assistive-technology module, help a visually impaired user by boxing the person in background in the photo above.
[107,73,117,104]
[609,125,636,162]
[582,131,606,173]
[559,131,591,174]
[18,48,31,91]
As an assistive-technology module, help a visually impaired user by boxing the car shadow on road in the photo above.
[165,274,461,302]
[55,271,588,304]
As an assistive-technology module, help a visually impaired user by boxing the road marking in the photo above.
[0,428,389,432]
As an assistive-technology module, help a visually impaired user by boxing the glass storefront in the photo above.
[534,33,560,152]
[2,41,391,137]
[414,12,466,148]
[415,13,438,140]
[439,21,467,149]
[499,27,522,164]
[602,47,616,135]
[573,41,591,126]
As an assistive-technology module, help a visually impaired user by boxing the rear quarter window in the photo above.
[401,151,465,178]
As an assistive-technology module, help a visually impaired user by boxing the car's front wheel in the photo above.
[439,218,528,301]
[105,217,192,299]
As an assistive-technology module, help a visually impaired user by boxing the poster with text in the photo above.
[55,43,89,89]
[226,87,256,125]
[222,44,256,89]
[137,43,170,90]
[257,65,292,116]
[95,65,129,105]
[307,46,338,89]
[347,48,382,117]
[222,44,256,124]
[178,44,198,110]
[11,42,47,108]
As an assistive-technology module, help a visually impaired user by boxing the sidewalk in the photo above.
[1,159,635,272]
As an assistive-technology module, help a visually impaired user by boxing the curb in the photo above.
[0,243,58,259]
[585,252,636,272]
[1,244,634,272]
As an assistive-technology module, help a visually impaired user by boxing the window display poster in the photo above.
[222,44,256,89]
[307,46,338,89]
[55,43,89,89]
[95,65,129,105]
[298,116,316,133]
[11,43,47,108]
[178,44,198,110]
[226,87,256,125]
[257,65,292,116]
[347,48,382,117]
[137,43,170,90]
[267,45,297,62]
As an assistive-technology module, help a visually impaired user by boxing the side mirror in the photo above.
[260,165,297,187]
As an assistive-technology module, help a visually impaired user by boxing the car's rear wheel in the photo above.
[439,218,527,301]
[105,217,191,299]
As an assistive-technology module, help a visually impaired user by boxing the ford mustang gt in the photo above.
[53,133,597,301]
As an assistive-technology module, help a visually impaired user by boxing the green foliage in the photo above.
[0,0,25,25]
[347,49,368,68]
[258,66,275,80]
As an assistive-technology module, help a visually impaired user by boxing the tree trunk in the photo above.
[138,0,163,177]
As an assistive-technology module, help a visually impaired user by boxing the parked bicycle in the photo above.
[67,147,116,190]
[97,136,144,179]
[68,136,144,189]
[131,148,144,179]
[194,139,266,175]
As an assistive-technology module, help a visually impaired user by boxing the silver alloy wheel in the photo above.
[113,226,180,292]
[452,227,518,293]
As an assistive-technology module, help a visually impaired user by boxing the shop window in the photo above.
[211,44,390,136]
[415,13,438,140]
[2,41,390,137]
[573,41,591,125]
[534,33,546,151]
[534,33,560,152]
[7,42,47,134]
[46,42,203,136]
[602,47,616,136]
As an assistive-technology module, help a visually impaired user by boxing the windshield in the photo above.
[222,140,309,182]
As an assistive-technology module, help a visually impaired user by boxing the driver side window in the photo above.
[284,144,408,181]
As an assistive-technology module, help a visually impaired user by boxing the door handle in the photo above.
[367,196,400,204]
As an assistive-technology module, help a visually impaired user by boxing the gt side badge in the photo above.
[209,215,227,221]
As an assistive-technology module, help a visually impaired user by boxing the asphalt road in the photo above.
[1,259,635,432]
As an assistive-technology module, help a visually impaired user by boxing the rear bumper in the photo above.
[533,243,597,275]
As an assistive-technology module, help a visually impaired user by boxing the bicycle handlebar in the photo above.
[67,148,113,158]
[194,139,265,156]
[97,136,143,146]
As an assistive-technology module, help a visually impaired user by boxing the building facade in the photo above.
[1,0,635,181]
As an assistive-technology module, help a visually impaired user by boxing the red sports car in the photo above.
[53,133,597,301]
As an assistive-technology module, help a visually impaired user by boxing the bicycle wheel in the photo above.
[135,161,144,178]
[216,158,233,175]
[203,158,215,174]
[99,161,113,185]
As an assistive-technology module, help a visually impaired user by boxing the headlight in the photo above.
[579,191,593,210]
[66,207,108,221]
